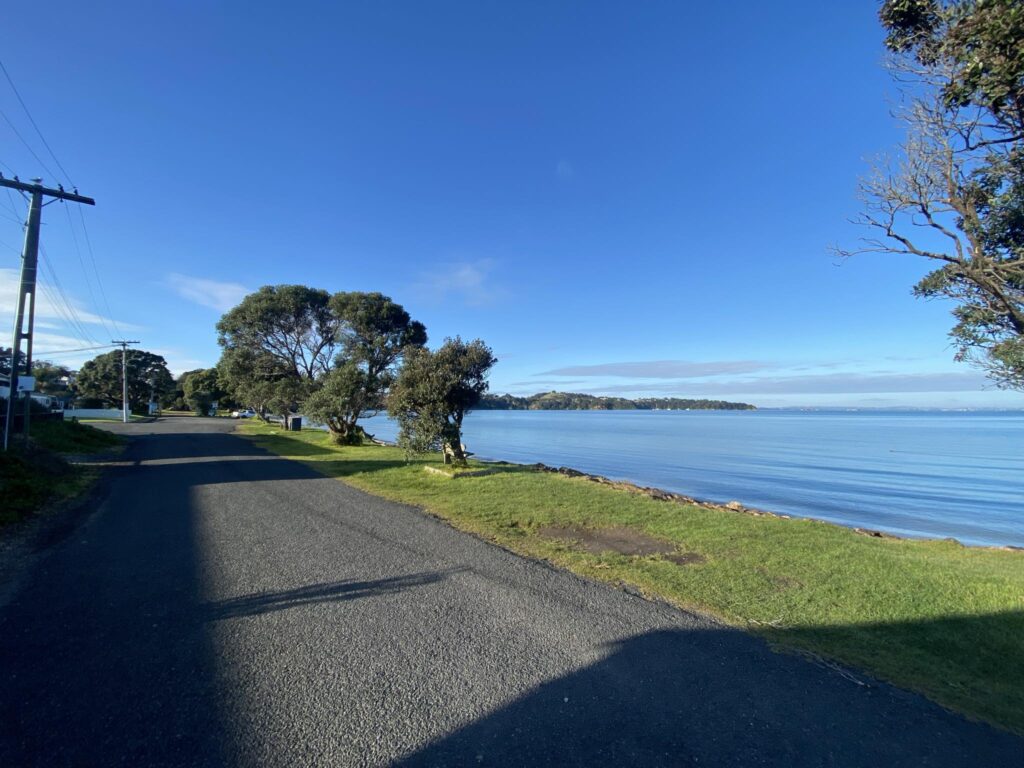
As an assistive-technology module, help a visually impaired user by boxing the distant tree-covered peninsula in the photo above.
[477,391,755,411]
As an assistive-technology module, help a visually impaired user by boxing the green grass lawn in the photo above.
[0,420,122,526]
[241,420,1024,734]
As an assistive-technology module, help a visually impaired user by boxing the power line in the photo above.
[62,202,113,338]
[0,64,121,343]
[0,108,57,181]
[35,343,115,357]
[0,59,74,185]
[36,265,96,347]
[39,244,98,344]
[1,191,20,220]
[75,205,121,337]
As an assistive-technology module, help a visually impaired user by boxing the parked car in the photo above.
[231,409,256,419]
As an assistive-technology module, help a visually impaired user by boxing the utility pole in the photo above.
[112,340,139,423]
[1,175,95,452]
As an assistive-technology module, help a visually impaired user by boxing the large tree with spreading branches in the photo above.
[838,0,1024,388]
[388,337,496,464]
[216,285,341,419]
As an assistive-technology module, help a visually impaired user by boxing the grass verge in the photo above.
[0,420,122,526]
[241,420,1024,734]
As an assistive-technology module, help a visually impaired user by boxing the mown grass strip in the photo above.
[240,420,1024,734]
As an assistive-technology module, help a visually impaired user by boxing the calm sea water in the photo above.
[356,409,1024,548]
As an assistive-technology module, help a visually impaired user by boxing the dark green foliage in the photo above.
[217,285,339,379]
[75,350,175,411]
[182,367,226,415]
[218,346,308,420]
[477,392,756,411]
[31,361,73,398]
[388,337,496,464]
[306,292,427,443]
[844,1,1024,388]
[216,285,339,418]
[302,362,375,444]
[882,0,1024,116]
[217,288,427,432]
[329,291,427,379]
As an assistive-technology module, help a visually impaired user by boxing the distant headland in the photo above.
[477,391,756,411]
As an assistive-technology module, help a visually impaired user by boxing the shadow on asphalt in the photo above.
[4,423,1022,766]
[399,622,1023,767]
[0,423,384,765]
[202,571,463,621]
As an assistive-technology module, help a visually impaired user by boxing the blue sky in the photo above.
[1,1,1022,408]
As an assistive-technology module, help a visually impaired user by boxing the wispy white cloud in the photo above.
[711,371,994,394]
[166,273,250,313]
[556,159,574,180]
[411,259,504,307]
[538,360,770,379]
[0,267,135,336]
[591,371,994,395]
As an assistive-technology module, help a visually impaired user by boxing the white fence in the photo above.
[63,408,125,420]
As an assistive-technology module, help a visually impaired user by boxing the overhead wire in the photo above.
[0,60,124,344]
[0,107,57,181]
[1,189,21,220]
[73,204,121,337]
[34,276,92,348]
[62,202,113,339]
[34,343,115,358]
[38,243,99,344]
[0,58,75,186]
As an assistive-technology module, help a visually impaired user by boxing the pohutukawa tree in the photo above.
[217,287,427,437]
[182,367,228,416]
[216,285,341,419]
[388,337,497,464]
[76,350,175,411]
[302,292,426,443]
[837,0,1024,389]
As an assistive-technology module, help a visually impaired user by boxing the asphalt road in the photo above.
[1,417,1020,766]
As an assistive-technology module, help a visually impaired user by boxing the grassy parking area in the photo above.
[241,420,1024,734]
[0,420,122,526]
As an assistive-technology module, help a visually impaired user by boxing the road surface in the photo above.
[1,417,1020,766]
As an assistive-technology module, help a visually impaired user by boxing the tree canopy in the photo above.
[218,287,427,436]
[76,350,175,411]
[388,337,496,464]
[182,367,227,415]
[217,285,340,380]
[31,361,74,399]
[305,292,426,443]
[216,285,339,416]
[840,0,1024,388]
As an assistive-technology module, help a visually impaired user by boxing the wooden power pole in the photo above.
[1,175,95,451]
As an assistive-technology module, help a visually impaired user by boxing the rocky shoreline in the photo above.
[526,462,1016,548]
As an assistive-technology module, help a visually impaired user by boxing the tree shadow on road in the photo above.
[398,618,1024,768]
[202,570,463,621]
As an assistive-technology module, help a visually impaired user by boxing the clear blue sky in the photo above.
[2,1,1022,408]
